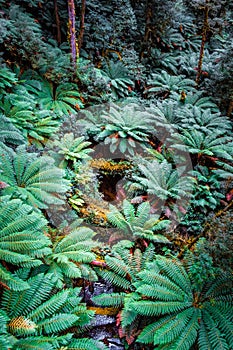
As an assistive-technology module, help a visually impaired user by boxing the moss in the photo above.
[90,158,132,175]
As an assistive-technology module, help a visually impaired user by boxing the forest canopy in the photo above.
[0,1,233,349]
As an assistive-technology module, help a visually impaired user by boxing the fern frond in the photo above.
[170,310,199,350]
[153,308,197,345]
[28,289,70,322]
[155,256,191,293]
[136,283,185,301]
[0,114,25,146]
[96,269,132,290]
[8,316,37,336]
[1,274,55,318]
[130,300,191,316]
[0,264,30,291]
[68,338,108,350]
[105,255,132,277]
[92,293,125,307]
[208,305,233,346]
[37,313,79,334]
[138,268,189,296]
[137,315,177,344]
[0,145,69,209]
[198,319,213,350]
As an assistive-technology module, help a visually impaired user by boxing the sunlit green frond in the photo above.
[44,226,97,286]
[0,114,25,146]
[1,273,95,348]
[145,70,196,98]
[68,338,108,350]
[107,199,170,242]
[92,293,125,307]
[0,144,69,209]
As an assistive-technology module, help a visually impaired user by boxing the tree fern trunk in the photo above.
[140,0,153,60]
[54,0,61,44]
[67,0,78,68]
[227,95,233,117]
[77,0,86,56]
[196,1,209,86]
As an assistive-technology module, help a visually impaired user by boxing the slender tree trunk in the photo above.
[77,0,86,56]
[54,0,61,44]
[227,96,233,117]
[140,0,153,60]
[67,0,78,68]
[196,1,209,86]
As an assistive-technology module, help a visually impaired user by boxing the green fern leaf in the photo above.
[38,313,79,334]
[68,338,108,350]
[131,300,191,316]
[92,293,125,307]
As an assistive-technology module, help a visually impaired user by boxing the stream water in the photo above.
[82,281,125,349]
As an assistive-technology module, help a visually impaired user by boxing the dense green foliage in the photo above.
[0,0,232,349]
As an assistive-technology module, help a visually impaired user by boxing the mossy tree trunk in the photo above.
[68,0,78,68]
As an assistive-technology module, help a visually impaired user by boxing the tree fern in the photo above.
[144,70,196,98]
[172,91,219,111]
[150,49,179,74]
[0,66,18,97]
[24,78,84,117]
[41,226,98,287]
[122,255,233,350]
[0,114,25,146]
[93,242,159,341]
[0,4,73,81]
[170,129,233,162]
[68,338,108,350]
[0,273,98,349]
[0,144,69,209]
[93,241,157,298]
[96,103,155,155]
[129,159,193,210]
[178,106,232,134]
[107,199,170,242]
[1,85,61,145]
[100,60,134,99]
[48,133,93,168]
[0,196,51,290]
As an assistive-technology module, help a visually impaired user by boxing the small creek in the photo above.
[82,281,125,349]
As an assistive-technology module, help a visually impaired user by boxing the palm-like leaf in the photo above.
[25,79,84,117]
[93,241,156,303]
[1,86,61,144]
[0,65,18,96]
[0,196,51,290]
[129,256,233,350]
[170,129,233,161]
[0,144,69,209]
[145,70,196,98]
[171,91,219,111]
[100,60,134,99]
[0,273,99,349]
[93,242,159,342]
[43,226,98,287]
[151,49,179,74]
[0,114,25,146]
[48,133,93,168]
[68,338,108,349]
[97,103,155,155]
[130,159,193,204]
[178,106,232,134]
[107,199,170,242]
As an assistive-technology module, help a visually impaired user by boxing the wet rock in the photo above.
[108,338,125,349]
[82,281,114,305]
[82,280,125,349]
[90,314,116,327]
